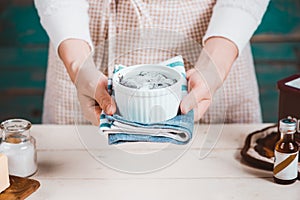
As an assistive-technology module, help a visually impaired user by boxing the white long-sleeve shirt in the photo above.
[203,0,270,53]
[34,0,269,55]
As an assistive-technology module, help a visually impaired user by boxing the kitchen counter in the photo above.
[27,124,299,200]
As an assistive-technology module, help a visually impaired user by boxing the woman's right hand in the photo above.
[75,53,116,125]
[59,39,116,125]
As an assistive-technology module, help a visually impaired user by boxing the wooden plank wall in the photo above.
[0,0,48,123]
[0,0,299,123]
[251,0,300,122]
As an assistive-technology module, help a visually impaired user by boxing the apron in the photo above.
[42,0,262,124]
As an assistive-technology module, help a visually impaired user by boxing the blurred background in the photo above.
[0,0,299,123]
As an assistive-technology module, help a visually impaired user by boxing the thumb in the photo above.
[180,90,198,114]
[77,93,102,126]
[95,80,116,115]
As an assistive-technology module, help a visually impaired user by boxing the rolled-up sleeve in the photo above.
[203,0,270,54]
[34,0,93,53]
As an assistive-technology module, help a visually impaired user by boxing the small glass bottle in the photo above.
[273,117,299,184]
[0,119,37,177]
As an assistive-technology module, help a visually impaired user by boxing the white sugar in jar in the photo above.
[0,119,37,177]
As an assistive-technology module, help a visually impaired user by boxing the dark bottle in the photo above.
[273,118,299,184]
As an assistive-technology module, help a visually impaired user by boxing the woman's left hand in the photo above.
[180,37,238,120]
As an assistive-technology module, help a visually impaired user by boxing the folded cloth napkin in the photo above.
[99,56,194,145]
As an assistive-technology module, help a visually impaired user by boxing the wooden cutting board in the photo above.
[0,175,40,200]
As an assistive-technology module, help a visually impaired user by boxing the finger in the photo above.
[180,90,196,114]
[78,93,102,126]
[96,91,116,115]
[187,73,201,92]
[193,99,211,121]
[95,80,116,115]
[180,86,210,114]
[186,68,196,79]
[86,105,102,126]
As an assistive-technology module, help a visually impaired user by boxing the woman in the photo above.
[34,0,269,125]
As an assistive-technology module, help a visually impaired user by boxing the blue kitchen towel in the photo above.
[99,55,194,145]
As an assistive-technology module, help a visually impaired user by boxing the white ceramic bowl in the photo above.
[113,64,183,123]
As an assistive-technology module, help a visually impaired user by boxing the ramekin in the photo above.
[113,64,183,123]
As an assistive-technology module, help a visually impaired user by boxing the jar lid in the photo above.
[0,119,31,133]
[279,117,296,133]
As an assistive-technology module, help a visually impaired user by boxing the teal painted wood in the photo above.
[251,0,300,122]
[254,0,300,35]
[0,1,49,46]
[252,42,300,122]
[0,67,46,90]
[254,62,299,122]
[0,1,48,123]
[0,47,48,68]
[251,43,300,60]
[0,95,43,124]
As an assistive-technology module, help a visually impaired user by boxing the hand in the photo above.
[180,37,238,120]
[75,53,116,125]
[58,39,116,125]
[180,49,223,120]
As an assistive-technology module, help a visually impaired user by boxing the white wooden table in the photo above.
[27,124,299,200]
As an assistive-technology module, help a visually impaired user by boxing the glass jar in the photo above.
[0,119,37,177]
[273,117,299,184]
